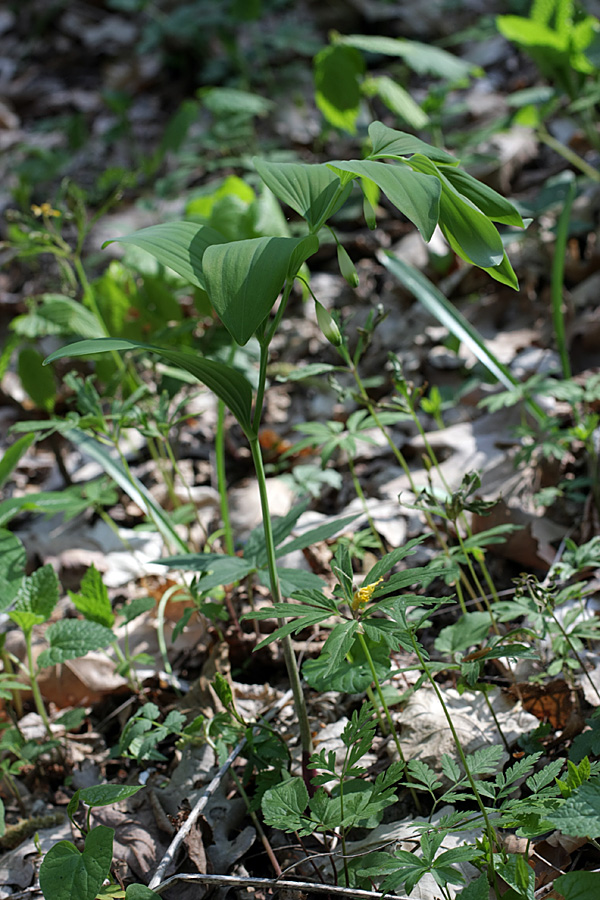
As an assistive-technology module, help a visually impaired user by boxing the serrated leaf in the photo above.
[368,121,457,164]
[9,564,59,634]
[262,776,310,833]
[69,565,114,628]
[0,529,26,613]
[79,784,143,808]
[44,340,255,438]
[329,159,440,241]
[37,619,115,668]
[548,777,600,837]
[39,825,114,900]
[103,222,227,290]
[202,235,318,345]
[253,160,351,231]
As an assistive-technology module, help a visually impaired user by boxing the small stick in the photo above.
[148,689,293,888]
[151,872,410,900]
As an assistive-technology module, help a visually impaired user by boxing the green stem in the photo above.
[25,633,52,738]
[249,437,313,762]
[348,457,386,554]
[216,399,235,556]
[537,126,600,182]
[409,632,499,891]
[551,178,576,381]
[356,632,404,763]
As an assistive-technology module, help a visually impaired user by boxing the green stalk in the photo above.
[356,632,405,763]
[409,631,499,892]
[538,126,600,182]
[249,437,313,763]
[348,457,386,554]
[551,178,576,381]
[216,399,235,556]
[25,632,52,738]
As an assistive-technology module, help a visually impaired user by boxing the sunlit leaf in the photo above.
[253,160,351,231]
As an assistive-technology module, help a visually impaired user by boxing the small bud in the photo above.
[363,195,377,230]
[336,244,360,288]
[315,299,343,347]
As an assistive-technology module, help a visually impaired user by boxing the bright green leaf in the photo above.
[103,222,227,291]
[554,871,600,900]
[10,564,59,635]
[262,776,310,834]
[335,34,478,82]
[314,44,365,133]
[368,121,458,164]
[79,784,143,808]
[39,825,114,900]
[37,619,116,668]
[69,565,114,628]
[203,235,319,345]
[549,777,600,837]
[0,529,26,613]
[329,159,440,241]
[253,160,351,231]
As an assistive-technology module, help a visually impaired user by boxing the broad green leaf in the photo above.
[39,825,114,900]
[555,872,600,900]
[0,529,26,612]
[329,159,440,241]
[18,347,56,412]
[409,154,504,267]
[438,166,524,227]
[44,340,254,438]
[10,564,59,634]
[126,886,161,900]
[69,564,114,628]
[314,43,365,133]
[336,34,478,82]
[368,121,458,164]
[381,253,547,425]
[262,776,309,833]
[253,160,351,231]
[0,434,35,490]
[79,784,143,808]
[103,222,227,290]
[365,76,429,130]
[548,777,600,837]
[203,235,319,345]
[37,619,116,668]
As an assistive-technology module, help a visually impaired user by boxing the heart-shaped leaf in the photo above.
[203,235,319,345]
[39,825,114,900]
[104,222,226,290]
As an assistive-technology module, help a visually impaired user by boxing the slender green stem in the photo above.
[249,437,313,761]
[216,399,235,556]
[409,632,499,891]
[356,632,404,763]
[25,633,52,738]
[537,126,600,182]
[348,458,386,553]
[551,178,576,381]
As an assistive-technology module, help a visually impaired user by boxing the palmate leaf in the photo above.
[253,160,352,231]
[329,159,440,241]
[103,221,227,290]
[202,234,319,345]
[44,339,254,437]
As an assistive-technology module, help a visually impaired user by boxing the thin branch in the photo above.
[148,689,294,889]
[152,872,411,900]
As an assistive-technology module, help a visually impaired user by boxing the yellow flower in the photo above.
[31,202,61,218]
[351,576,383,611]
